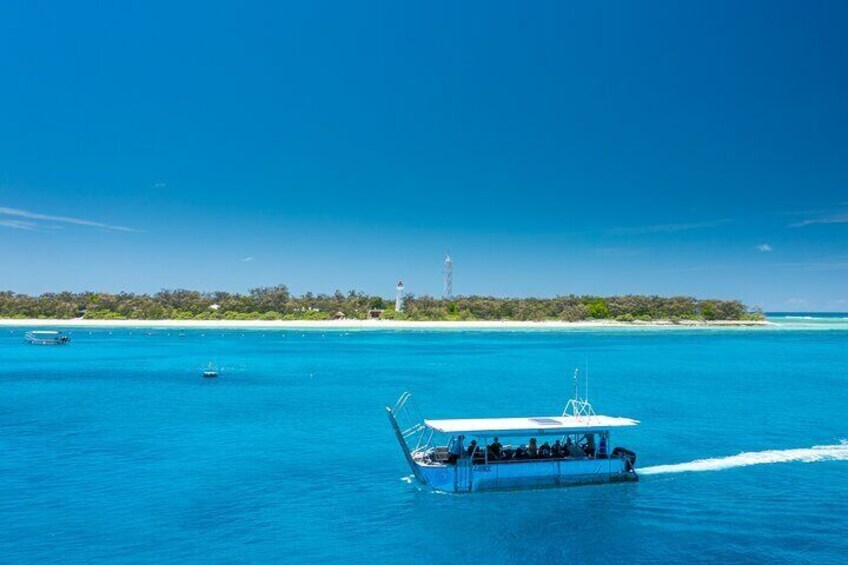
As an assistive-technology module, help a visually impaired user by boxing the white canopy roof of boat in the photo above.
[424,415,639,436]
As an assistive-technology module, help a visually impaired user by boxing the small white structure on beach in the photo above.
[395,280,404,312]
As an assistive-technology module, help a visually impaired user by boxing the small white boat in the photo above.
[25,331,71,345]
[386,370,638,493]
[202,363,218,378]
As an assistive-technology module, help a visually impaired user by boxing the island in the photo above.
[0,287,768,328]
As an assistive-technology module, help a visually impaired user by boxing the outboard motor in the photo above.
[611,447,637,471]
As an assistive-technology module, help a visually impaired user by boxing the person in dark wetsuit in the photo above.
[487,437,503,460]
[528,438,538,458]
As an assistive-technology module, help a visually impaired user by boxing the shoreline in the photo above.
[0,318,773,330]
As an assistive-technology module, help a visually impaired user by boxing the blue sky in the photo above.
[1,1,846,310]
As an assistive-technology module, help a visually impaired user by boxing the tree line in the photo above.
[0,287,762,322]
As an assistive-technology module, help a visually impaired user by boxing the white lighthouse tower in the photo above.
[443,253,453,300]
[395,280,404,312]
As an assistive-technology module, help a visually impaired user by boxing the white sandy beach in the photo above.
[0,318,772,330]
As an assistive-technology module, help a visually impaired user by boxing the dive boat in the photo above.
[386,371,638,493]
[25,330,71,345]
[202,363,218,378]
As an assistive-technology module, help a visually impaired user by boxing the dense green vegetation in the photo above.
[0,287,763,322]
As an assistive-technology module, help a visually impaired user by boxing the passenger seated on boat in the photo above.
[514,445,527,459]
[566,439,584,458]
[585,433,596,457]
[552,440,563,458]
[448,435,465,464]
[528,438,538,458]
[466,440,478,459]
[428,447,449,464]
[487,437,503,460]
[539,441,552,458]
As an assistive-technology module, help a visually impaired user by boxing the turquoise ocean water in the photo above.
[2,315,847,563]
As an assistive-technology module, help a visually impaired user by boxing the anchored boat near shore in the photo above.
[387,371,638,493]
[25,330,71,345]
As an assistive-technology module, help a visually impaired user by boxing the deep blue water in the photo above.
[2,324,847,563]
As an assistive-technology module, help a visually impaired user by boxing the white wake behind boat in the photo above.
[387,371,639,493]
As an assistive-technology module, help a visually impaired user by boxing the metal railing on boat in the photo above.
[390,392,432,454]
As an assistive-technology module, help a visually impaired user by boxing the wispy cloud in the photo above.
[0,219,40,231]
[657,264,739,274]
[606,219,729,236]
[772,259,848,271]
[591,247,646,258]
[0,206,136,232]
[241,256,254,262]
[661,256,848,274]
[789,213,848,228]
[756,243,773,252]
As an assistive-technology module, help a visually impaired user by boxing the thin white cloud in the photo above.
[0,206,136,232]
[772,259,848,271]
[657,264,739,273]
[607,219,729,236]
[592,247,646,258]
[789,213,848,228]
[756,243,773,252]
[241,256,254,262]
[0,219,39,231]
[662,257,848,274]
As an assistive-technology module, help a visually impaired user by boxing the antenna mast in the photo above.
[443,252,453,300]
[572,367,579,403]
[564,365,596,420]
